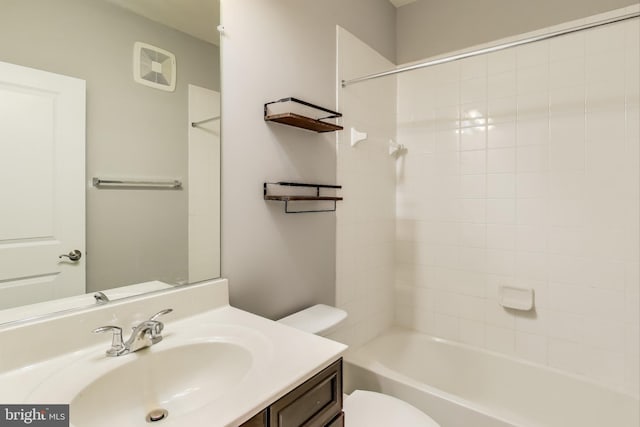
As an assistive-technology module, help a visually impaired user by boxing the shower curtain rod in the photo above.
[342,11,639,87]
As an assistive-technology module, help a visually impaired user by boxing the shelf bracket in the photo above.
[263,182,343,214]
[282,199,338,214]
[264,98,343,133]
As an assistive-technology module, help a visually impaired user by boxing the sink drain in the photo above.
[146,409,169,423]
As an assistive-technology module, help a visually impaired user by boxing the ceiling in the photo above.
[104,0,220,45]
[104,0,414,45]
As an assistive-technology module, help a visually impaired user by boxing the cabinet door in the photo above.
[269,359,342,427]
[325,413,344,427]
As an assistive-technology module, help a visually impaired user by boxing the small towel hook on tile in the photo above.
[389,139,406,157]
[350,127,368,147]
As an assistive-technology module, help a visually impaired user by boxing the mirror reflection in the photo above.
[0,0,221,321]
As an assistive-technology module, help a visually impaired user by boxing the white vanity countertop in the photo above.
[0,279,347,427]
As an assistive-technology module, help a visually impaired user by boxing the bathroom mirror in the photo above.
[0,0,221,324]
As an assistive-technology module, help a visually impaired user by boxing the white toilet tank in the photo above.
[277,304,347,336]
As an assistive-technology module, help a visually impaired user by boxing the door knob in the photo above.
[59,249,82,262]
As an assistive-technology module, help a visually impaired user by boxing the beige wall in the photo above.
[397,0,639,63]
[221,0,396,320]
[221,0,639,322]
[0,0,219,292]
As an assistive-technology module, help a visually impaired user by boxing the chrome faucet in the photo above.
[93,292,110,305]
[93,309,173,357]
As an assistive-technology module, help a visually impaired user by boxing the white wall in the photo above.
[396,0,640,63]
[328,28,397,347]
[220,0,396,320]
[395,7,639,394]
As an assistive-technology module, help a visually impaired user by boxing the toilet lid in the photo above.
[343,390,440,427]
[278,304,347,335]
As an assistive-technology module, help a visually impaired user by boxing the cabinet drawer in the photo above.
[269,359,342,427]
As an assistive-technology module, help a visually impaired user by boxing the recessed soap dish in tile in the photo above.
[499,286,534,311]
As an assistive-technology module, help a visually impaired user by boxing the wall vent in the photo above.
[133,42,176,92]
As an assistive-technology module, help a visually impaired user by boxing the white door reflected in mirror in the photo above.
[188,85,221,282]
[0,61,86,309]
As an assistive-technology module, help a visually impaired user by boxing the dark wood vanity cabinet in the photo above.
[240,410,268,427]
[239,359,343,427]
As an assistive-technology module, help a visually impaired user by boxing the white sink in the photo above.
[27,324,267,427]
[69,342,252,426]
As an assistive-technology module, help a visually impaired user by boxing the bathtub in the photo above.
[343,328,639,427]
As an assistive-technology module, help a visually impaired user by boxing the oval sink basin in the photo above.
[68,342,252,427]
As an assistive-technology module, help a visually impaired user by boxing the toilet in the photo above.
[278,305,440,427]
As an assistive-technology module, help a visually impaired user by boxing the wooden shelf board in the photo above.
[265,113,343,133]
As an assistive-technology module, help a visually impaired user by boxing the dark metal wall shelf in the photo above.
[264,182,343,213]
[264,98,343,133]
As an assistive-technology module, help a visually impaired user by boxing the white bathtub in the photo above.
[343,328,639,427]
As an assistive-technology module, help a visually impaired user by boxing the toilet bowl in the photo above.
[344,390,439,427]
[278,304,440,427]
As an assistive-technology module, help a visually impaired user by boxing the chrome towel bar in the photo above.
[191,116,220,128]
[92,178,183,189]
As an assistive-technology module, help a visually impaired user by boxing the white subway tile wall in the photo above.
[333,28,397,348]
[395,14,639,395]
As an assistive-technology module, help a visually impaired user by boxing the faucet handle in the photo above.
[149,308,173,322]
[145,309,173,339]
[93,325,124,356]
